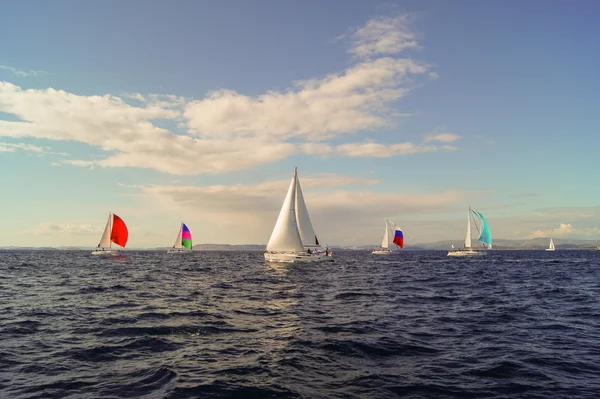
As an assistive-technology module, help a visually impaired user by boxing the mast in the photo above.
[109,212,112,249]
[465,206,472,248]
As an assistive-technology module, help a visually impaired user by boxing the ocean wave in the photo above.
[1,250,599,398]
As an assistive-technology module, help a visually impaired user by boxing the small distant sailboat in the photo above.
[372,220,404,255]
[92,212,128,256]
[448,206,492,257]
[546,238,556,251]
[264,168,333,263]
[168,222,193,253]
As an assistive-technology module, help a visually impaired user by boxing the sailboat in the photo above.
[546,238,556,251]
[168,222,192,253]
[92,212,128,256]
[264,168,333,263]
[372,220,404,254]
[448,206,492,257]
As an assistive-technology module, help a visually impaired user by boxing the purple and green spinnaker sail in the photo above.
[182,223,192,249]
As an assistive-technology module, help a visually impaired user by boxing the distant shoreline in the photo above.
[1,246,598,252]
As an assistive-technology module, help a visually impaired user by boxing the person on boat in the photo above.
[307,248,312,254]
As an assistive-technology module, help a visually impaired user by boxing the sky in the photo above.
[1,0,599,248]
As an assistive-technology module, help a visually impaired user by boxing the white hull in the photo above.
[91,249,119,256]
[447,249,486,257]
[545,249,555,252]
[264,252,334,263]
[372,248,391,255]
[167,248,191,253]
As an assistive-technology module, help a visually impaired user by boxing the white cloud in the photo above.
[336,141,439,157]
[528,223,600,238]
[0,65,47,77]
[0,141,67,155]
[0,82,295,175]
[0,15,443,175]
[347,15,420,59]
[0,142,46,153]
[184,57,429,141]
[31,222,104,235]
[424,132,461,143]
[299,142,334,155]
[442,145,458,151]
[121,92,146,102]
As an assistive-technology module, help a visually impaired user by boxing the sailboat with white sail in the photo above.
[372,220,404,255]
[448,206,492,257]
[168,222,192,253]
[546,238,556,251]
[92,212,128,256]
[264,168,333,263]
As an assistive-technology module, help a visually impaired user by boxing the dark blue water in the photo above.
[1,250,600,398]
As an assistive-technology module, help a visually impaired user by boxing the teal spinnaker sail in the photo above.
[472,210,492,248]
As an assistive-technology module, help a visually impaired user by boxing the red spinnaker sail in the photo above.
[111,214,129,248]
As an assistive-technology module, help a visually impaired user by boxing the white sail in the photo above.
[266,171,305,252]
[173,223,183,249]
[294,168,319,247]
[464,207,472,248]
[549,238,555,250]
[380,220,390,248]
[97,213,112,248]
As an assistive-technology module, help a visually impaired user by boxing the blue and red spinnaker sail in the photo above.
[393,228,404,249]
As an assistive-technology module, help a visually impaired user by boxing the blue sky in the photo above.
[1,0,599,247]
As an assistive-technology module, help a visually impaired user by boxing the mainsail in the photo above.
[381,220,390,249]
[97,213,112,248]
[173,224,183,249]
[294,168,320,247]
[266,171,304,252]
[465,207,472,248]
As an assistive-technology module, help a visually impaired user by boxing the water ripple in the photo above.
[1,249,600,398]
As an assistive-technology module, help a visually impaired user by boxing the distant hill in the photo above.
[401,238,600,251]
[332,238,600,251]
[190,244,265,251]
[1,238,598,251]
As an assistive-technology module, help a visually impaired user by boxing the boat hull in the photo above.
[372,249,392,255]
[91,249,119,256]
[447,249,486,257]
[264,252,334,263]
[168,249,191,254]
[545,249,555,252]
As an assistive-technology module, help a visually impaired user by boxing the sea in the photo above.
[1,249,599,398]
